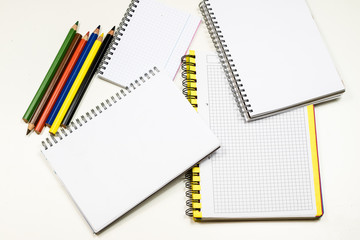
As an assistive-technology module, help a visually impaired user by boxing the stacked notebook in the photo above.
[183,51,323,220]
[38,0,346,233]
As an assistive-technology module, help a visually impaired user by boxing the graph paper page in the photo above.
[196,52,318,218]
[98,0,200,87]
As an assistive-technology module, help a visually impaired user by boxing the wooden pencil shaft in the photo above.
[61,33,114,126]
[46,29,99,126]
[22,23,77,122]
[34,34,88,134]
[49,36,103,135]
[28,33,82,131]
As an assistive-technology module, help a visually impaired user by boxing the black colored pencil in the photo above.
[61,26,115,127]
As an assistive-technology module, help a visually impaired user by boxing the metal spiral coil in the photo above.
[98,0,140,75]
[184,164,201,217]
[199,0,253,120]
[181,53,201,217]
[181,54,197,108]
[181,54,196,70]
[41,67,159,150]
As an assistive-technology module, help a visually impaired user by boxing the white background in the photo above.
[0,0,359,239]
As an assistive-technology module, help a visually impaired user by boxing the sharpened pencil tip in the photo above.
[111,26,115,31]
[100,33,104,37]
[94,26,100,35]
[86,31,90,36]
[75,21,79,25]
[26,128,31,135]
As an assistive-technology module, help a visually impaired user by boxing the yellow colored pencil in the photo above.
[49,33,104,135]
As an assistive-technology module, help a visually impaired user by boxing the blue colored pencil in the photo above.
[46,26,100,127]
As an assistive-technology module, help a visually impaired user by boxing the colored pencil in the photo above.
[34,33,89,134]
[49,33,104,135]
[22,21,78,123]
[46,26,100,127]
[26,33,82,135]
[61,27,115,127]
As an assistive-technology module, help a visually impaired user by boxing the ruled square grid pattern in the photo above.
[101,0,199,86]
[206,60,314,213]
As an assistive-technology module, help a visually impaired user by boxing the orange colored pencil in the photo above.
[34,32,90,134]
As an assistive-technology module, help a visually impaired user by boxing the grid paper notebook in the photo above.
[199,0,345,121]
[98,0,200,87]
[186,52,323,220]
[41,70,220,233]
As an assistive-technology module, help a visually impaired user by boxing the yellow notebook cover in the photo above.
[184,51,323,220]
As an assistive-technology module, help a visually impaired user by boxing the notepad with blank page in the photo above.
[192,52,322,219]
[98,0,200,87]
[199,0,344,121]
[40,70,220,233]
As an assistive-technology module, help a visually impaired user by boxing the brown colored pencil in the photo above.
[34,32,89,134]
[22,22,78,123]
[26,33,82,135]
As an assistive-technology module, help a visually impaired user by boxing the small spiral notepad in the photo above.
[41,69,220,233]
[98,0,200,87]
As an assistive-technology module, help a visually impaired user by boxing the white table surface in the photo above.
[1,0,359,239]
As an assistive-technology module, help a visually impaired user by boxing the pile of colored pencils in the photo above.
[22,22,115,135]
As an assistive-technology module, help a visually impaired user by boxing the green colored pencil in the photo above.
[22,21,78,123]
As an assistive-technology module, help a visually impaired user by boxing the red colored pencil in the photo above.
[34,32,90,134]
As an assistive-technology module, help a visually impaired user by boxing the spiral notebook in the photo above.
[40,69,220,233]
[97,0,200,87]
[184,51,323,220]
[199,0,345,121]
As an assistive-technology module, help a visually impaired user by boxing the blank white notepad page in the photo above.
[196,52,317,218]
[41,72,220,232]
[99,0,200,87]
[207,0,344,117]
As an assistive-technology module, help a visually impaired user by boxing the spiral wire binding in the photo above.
[181,51,202,219]
[184,164,202,218]
[41,67,159,150]
[199,0,252,120]
[181,54,197,109]
[98,0,140,75]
